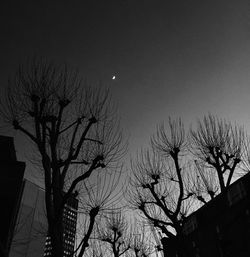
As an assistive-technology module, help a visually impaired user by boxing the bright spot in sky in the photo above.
[112,75,116,80]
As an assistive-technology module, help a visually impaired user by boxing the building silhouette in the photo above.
[10,181,78,257]
[0,136,78,257]
[179,173,250,257]
[9,180,78,257]
[9,179,48,257]
[0,136,25,256]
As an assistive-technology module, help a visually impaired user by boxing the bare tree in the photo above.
[83,239,107,257]
[97,211,131,257]
[75,170,124,257]
[0,58,125,257]
[190,114,245,193]
[127,118,193,257]
[127,115,247,256]
[185,160,219,204]
[129,220,154,257]
[85,214,154,257]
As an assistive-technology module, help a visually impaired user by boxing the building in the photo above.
[181,173,250,257]
[0,136,79,257]
[9,180,48,257]
[44,195,78,257]
[0,136,25,255]
[10,180,78,257]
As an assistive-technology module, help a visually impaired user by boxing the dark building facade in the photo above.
[181,173,250,257]
[0,136,25,254]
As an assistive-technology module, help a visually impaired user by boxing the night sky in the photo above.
[1,0,250,178]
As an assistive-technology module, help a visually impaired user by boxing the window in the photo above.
[227,181,246,206]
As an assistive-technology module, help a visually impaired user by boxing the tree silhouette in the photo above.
[97,210,131,257]
[127,116,246,256]
[75,171,124,257]
[186,160,219,203]
[190,114,245,193]
[129,220,154,257]
[83,239,107,257]
[127,118,192,257]
[0,58,125,257]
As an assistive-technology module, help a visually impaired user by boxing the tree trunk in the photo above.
[50,222,64,257]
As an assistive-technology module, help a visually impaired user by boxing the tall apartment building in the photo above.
[0,136,25,255]
[180,173,250,257]
[44,195,78,257]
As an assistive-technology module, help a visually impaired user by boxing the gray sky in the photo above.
[1,0,250,176]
